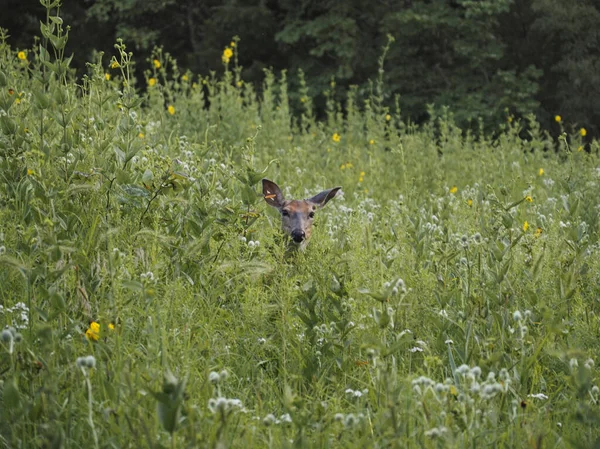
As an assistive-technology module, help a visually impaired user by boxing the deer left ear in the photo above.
[308,187,342,208]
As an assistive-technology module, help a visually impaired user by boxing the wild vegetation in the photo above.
[1,7,600,449]
[4,0,600,134]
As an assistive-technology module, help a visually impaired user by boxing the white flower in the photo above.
[527,393,548,400]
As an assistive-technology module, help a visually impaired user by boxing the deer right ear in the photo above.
[262,179,285,209]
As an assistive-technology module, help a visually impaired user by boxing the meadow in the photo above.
[1,12,600,449]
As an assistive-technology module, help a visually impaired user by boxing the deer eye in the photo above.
[282,209,290,217]
[309,211,315,219]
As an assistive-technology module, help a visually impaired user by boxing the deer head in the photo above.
[262,178,342,249]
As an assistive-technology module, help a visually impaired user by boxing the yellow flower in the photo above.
[577,145,583,152]
[385,114,391,121]
[507,115,513,123]
[534,227,542,237]
[110,60,120,69]
[138,132,145,138]
[230,41,236,48]
[17,51,26,60]
[300,97,306,103]
[237,80,243,87]
[467,199,473,207]
[369,139,375,145]
[332,133,341,143]
[523,221,529,232]
[153,59,161,69]
[108,323,115,330]
[182,74,189,81]
[538,168,544,176]
[85,321,101,341]
[525,195,533,203]
[579,128,587,137]
[104,73,111,81]
[359,171,365,183]
[167,105,175,115]
[449,186,458,194]
[360,171,365,177]
[554,115,561,123]
[222,47,233,64]
[148,77,157,87]
[27,168,34,176]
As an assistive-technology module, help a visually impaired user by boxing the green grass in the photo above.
[1,13,600,449]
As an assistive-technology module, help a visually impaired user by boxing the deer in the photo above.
[262,178,342,250]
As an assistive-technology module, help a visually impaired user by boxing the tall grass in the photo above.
[1,8,600,449]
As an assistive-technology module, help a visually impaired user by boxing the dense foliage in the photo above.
[2,0,600,133]
[1,5,600,449]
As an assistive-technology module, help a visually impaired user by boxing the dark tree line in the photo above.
[3,0,600,133]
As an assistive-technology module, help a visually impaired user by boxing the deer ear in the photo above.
[308,187,342,208]
[262,179,285,209]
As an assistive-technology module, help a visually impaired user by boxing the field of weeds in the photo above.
[1,12,600,449]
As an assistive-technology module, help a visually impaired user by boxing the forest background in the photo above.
[2,0,599,135]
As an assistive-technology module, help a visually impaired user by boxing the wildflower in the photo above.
[222,47,233,64]
[369,139,375,145]
[230,41,236,48]
[17,51,26,60]
[513,310,522,321]
[578,146,583,152]
[85,321,101,341]
[507,116,513,123]
[167,105,175,115]
[182,74,189,81]
[449,186,458,194]
[110,60,120,69]
[534,227,542,237]
[580,128,587,137]
[554,115,561,123]
[359,171,365,183]
[525,195,533,202]
[148,77,157,87]
[332,133,341,143]
[108,323,115,330]
[523,221,529,232]
[153,59,161,69]
[467,199,473,207]
[27,168,34,176]
[300,97,306,103]
[209,371,220,384]
[538,168,544,176]
[263,414,276,426]
[236,80,243,87]
[385,114,391,121]
[104,73,110,81]
[138,132,145,138]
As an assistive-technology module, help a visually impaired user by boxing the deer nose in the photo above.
[291,230,305,243]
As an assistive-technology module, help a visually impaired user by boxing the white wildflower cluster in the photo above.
[1,327,22,354]
[208,397,245,414]
[140,271,156,283]
[424,426,449,439]
[247,240,260,249]
[409,340,427,353]
[262,413,292,426]
[509,309,531,340]
[208,370,229,385]
[76,355,96,370]
[334,412,365,428]
[1,302,29,330]
[344,388,368,400]
[412,365,512,402]
[383,278,407,297]
[112,247,126,258]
